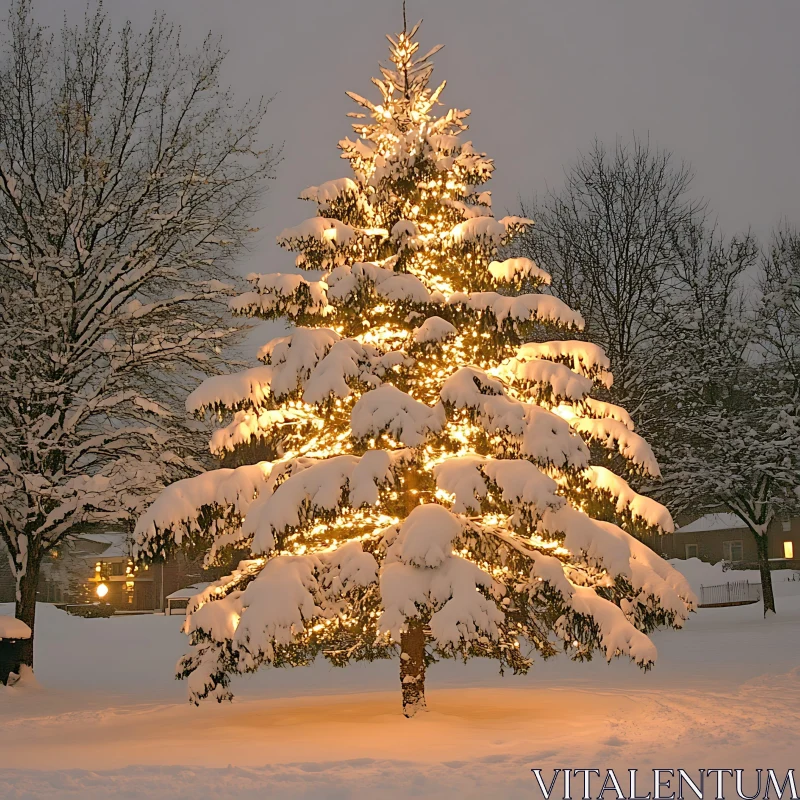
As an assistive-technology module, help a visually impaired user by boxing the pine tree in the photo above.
[135,19,694,716]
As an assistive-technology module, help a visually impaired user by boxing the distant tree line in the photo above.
[511,136,800,614]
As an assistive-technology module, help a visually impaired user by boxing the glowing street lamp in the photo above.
[96,583,109,599]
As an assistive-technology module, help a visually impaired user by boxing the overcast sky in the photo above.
[36,0,800,276]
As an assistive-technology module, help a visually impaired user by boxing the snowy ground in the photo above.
[1,561,799,799]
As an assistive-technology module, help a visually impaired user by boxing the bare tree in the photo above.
[513,136,705,400]
[0,0,276,674]
[760,224,800,392]
[640,225,795,615]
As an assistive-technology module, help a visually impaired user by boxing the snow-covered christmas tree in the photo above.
[135,18,695,716]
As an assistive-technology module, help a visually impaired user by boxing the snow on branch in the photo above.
[448,216,531,245]
[181,541,379,702]
[441,367,590,468]
[440,197,491,221]
[559,584,658,666]
[191,546,376,653]
[446,291,584,329]
[299,178,360,208]
[378,504,504,647]
[189,328,412,415]
[133,462,273,559]
[583,398,634,430]
[495,356,594,404]
[572,417,661,477]
[229,273,331,321]
[278,218,359,248]
[581,466,674,532]
[488,257,551,287]
[433,455,564,516]
[208,408,312,455]
[326,261,445,306]
[241,451,408,554]
[187,366,275,415]
[412,316,457,344]
[351,385,446,447]
[448,218,503,245]
[537,505,693,617]
[515,341,613,388]
[277,217,388,253]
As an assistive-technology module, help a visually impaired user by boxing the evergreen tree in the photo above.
[135,20,694,716]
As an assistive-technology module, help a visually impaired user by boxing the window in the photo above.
[685,544,699,559]
[783,518,792,532]
[110,562,124,577]
[723,540,743,563]
[785,542,794,559]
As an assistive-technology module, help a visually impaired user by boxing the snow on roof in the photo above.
[98,543,129,558]
[75,532,130,559]
[0,615,32,639]
[75,532,130,560]
[77,532,127,545]
[678,513,748,533]
[166,583,211,601]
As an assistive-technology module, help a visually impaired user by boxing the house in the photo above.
[660,512,800,567]
[1,532,213,612]
[78,533,209,612]
[0,533,126,605]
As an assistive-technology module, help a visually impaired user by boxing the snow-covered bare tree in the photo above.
[641,225,799,615]
[135,19,694,716]
[511,137,705,402]
[0,0,275,673]
[760,224,800,390]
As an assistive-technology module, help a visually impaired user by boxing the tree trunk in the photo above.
[755,533,776,616]
[400,618,427,717]
[14,551,40,669]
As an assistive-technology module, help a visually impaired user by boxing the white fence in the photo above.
[698,580,761,608]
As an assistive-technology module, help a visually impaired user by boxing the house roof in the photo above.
[98,543,129,558]
[166,583,210,601]
[678,513,749,533]
[77,532,127,546]
[76,532,130,560]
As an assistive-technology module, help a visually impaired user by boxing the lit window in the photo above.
[785,542,794,559]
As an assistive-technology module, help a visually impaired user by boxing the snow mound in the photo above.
[0,617,31,639]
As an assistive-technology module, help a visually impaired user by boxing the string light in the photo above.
[164,19,691,709]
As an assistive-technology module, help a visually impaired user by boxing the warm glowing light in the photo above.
[96,583,109,598]
[551,403,578,422]
[784,541,794,559]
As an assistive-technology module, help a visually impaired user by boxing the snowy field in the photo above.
[1,560,799,799]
